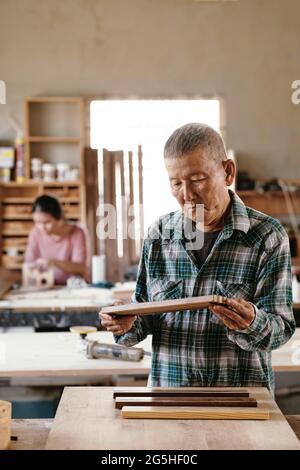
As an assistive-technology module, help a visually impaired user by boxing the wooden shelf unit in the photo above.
[0,181,84,269]
[0,97,86,271]
[237,190,300,259]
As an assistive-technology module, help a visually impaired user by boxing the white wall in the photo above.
[0,0,300,178]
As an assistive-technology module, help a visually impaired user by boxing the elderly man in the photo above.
[101,123,295,391]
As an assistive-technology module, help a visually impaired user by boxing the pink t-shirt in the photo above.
[24,224,88,285]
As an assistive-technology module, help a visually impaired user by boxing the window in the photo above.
[90,99,222,233]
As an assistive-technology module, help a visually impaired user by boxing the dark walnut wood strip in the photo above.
[115,396,257,409]
[113,389,250,398]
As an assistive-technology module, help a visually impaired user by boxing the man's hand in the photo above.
[99,301,137,336]
[209,298,256,331]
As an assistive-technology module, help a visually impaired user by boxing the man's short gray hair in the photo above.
[164,123,227,163]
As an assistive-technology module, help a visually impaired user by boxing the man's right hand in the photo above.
[100,300,137,336]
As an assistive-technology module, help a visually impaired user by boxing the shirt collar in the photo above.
[162,190,250,241]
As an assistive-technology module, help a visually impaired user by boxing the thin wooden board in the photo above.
[113,387,250,398]
[121,406,270,420]
[101,294,226,316]
[45,387,300,450]
[115,396,257,409]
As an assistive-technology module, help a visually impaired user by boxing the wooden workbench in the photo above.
[45,387,300,450]
[272,328,300,371]
[0,331,151,380]
[6,415,300,450]
[0,286,114,328]
[0,328,299,384]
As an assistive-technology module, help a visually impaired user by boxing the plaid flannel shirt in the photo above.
[116,191,295,390]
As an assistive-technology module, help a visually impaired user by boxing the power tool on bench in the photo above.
[70,326,146,362]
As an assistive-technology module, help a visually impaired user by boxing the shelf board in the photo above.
[0,181,40,187]
[28,136,80,143]
[41,180,81,186]
[2,216,32,221]
[60,198,80,203]
[2,231,31,236]
[2,198,35,204]
[237,190,300,197]
[26,97,83,103]
[0,180,81,188]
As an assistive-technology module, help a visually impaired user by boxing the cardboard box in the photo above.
[0,147,14,168]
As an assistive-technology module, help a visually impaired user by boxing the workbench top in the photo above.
[0,331,151,378]
[0,329,299,379]
[0,287,113,313]
[45,387,300,450]
[7,415,300,450]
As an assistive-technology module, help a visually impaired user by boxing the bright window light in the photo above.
[90,99,221,232]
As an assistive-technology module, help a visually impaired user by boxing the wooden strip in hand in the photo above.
[113,389,250,398]
[115,396,257,409]
[102,294,226,316]
[121,406,270,420]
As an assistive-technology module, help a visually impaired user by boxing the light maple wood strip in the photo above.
[113,387,250,398]
[102,294,226,316]
[121,406,270,420]
[115,396,257,409]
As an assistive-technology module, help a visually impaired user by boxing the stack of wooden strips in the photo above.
[113,388,270,420]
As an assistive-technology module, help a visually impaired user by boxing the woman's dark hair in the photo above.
[32,195,63,220]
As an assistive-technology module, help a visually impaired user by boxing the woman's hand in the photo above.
[35,258,54,270]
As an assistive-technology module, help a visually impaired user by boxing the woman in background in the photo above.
[25,194,89,284]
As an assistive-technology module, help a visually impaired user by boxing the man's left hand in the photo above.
[209,298,256,331]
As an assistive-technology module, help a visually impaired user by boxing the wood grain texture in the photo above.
[101,294,226,316]
[115,396,257,409]
[0,400,11,450]
[121,406,270,420]
[113,387,250,398]
[9,419,52,450]
[46,387,300,450]
[0,332,151,378]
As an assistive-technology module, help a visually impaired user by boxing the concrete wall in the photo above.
[0,0,299,178]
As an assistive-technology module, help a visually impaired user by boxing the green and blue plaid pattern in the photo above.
[116,191,295,390]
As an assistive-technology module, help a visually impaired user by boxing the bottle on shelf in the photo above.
[15,133,25,183]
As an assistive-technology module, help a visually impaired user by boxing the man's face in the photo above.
[165,147,234,226]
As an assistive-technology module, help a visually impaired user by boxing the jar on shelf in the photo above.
[42,163,56,181]
[56,163,70,181]
[31,158,42,180]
